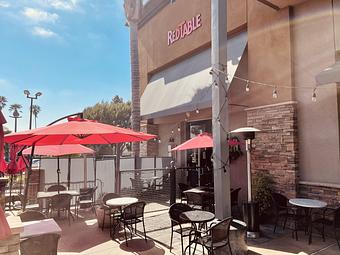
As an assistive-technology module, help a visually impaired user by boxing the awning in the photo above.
[141,32,247,119]
[316,61,340,85]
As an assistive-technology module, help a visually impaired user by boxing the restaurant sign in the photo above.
[167,14,202,46]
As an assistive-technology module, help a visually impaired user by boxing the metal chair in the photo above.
[49,193,73,225]
[19,210,46,222]
[100,193,121,232]
[76,186,97,218]
[119,201,147,246]
[47,184,66,192]
[20,233,60,255]
[187,217,233,255]
[178,183,189,203]
[130,178,149,195]
[168,203,193,255]
[186,192,210,211]
[312,206,340,248]
[16,193,40,211]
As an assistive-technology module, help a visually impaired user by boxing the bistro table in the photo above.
[37,190,80,199]
[105,197,138,237]
[289,198,327,244]
[180,210,215,254]
[21,218,62,239]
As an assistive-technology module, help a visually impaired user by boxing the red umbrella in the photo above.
[4,117,156,208]
[23,144,95,189]
[171,132,241,151]
[23,144,95,156]
[5,117,156,146]
[171,132,213,151]
[0,111,6,173]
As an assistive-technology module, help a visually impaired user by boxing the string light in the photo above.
[177,126,181,132]
[272,87,278,99]
[158,139,162,144]
[195,108,200,114]
[245,80,250,92]
[171,129,174,134]
[312,88,317,102]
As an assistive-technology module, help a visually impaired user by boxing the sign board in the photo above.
[167,14,202,46]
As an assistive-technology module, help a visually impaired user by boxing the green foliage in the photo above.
[0,96,8,110]
[252,172,274,216]
[83,96,131,128]
[83,95,132,155]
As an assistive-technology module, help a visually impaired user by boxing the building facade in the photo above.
[136,0,340,204]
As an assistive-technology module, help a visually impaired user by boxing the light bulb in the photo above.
[195,108,200,114]
[158,139,162,144]
[312,89,317,102]
[177,127,181,132]
[171,129,174,134]
[245,81,250,92]
[272,87,278,99]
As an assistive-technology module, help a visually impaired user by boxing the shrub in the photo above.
[252,172,274,216]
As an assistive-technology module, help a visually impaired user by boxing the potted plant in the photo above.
[252,172,274,222]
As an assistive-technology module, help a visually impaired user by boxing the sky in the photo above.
[0,0,132,132]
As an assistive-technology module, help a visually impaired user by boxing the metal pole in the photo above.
[57,156,60,193]
[29,98,33,130]
[67,156,71,190]
[170,161,176,205]
[211,0,231,219]
[23,144,35,211]
[246,139,252,202]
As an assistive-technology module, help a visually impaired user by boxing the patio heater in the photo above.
[230,127,260,238]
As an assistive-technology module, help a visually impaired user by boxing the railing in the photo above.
[119,168,171,204]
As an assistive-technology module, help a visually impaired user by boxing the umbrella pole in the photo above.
[57,156,60,194]
[23,144,35,211]
[38,156,41,192]
[9,175,13,210]
[67,156,71,190]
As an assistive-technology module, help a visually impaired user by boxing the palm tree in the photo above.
[124,0,143,157]
[9,104,22,132]
[31,105,41,128]
[0,96,8,110]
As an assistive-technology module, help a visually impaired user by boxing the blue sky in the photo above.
[0,0,131,132]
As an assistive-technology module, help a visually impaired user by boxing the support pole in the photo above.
[67,156,71,190]
[57,157,61,193]
[170,161,176,205]
[246,139,252,202]
[23,144,35,211]
[211,0,231,219]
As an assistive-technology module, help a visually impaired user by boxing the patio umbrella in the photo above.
[23,144,95,189]
[5,117,156,209]
[0,111,6,174]
[171,132,241,151]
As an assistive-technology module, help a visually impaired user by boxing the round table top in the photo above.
[106,197,138,207]
[289,198,327,209]
[180,210,215,223]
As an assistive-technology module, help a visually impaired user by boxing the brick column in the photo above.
[0,216,23,255]
[140,123,158,157]
[246,101,299,198]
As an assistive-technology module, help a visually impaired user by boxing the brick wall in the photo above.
[246,101,299,198]
[140,123,159,156]
[299,183,340,206]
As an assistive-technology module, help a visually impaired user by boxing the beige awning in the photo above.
[316,61,340,85]
[141,32,248,120]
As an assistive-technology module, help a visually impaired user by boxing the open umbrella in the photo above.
[0,111,6,174]
[5,117,156,209]
[23,144,95,189]
[171,132,240,151]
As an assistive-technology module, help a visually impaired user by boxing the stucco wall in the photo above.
[138,0,247,94]
[293,0,340,184]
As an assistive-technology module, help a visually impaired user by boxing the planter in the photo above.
[95,206,111,229]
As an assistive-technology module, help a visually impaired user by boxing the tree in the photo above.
[9,104,22,132]
[83,96,132,155]
[31,105,41,128]
[0,96,8,110]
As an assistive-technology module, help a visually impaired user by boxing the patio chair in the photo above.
[100,193,121,232]
[186,192,210,211]
[271,193,305,240]
[169,203,193,255]
[76,186,98,218]
[47,184,66,192]
[312,206,340,248]
[178,183,189,203]
[20,233,60,255]
[186,217,233,255]
[19,210,46,222]
[49,193,73,225]
[16,193,40,211]
[130,178,149,195]
[119,201,147,246]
